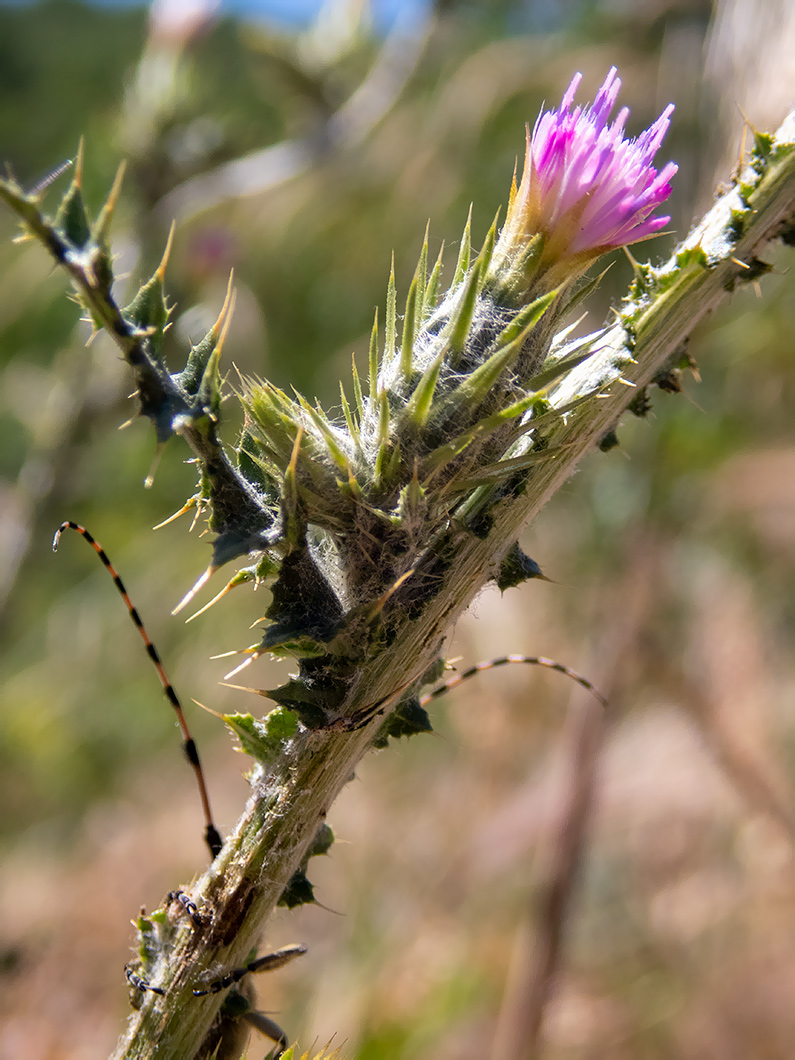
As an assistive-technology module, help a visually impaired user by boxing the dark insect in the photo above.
[52,521,222,859]
[192,942,308,997]
[128,940,307,1060]
[55,521,603,1060]
[195,943,307,1060]
[125,965,162,996]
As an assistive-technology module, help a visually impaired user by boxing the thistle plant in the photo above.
[2,68,794,1060]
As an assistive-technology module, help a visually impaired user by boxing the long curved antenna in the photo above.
[419,654,608,709]
[52,521,222,859]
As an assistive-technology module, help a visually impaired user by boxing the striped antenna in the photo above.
[52,521,222,859]
[419,654,608,710]
[28,158,73,197]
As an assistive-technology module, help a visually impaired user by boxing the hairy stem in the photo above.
[113,113,795,1059]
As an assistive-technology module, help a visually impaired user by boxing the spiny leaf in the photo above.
[257,380,300,419]
[185,566,259,623]
[493,288,558,350]
[432,392,588,483]
[452,204,472,288]
[496,543,549,591]
[424,239,444,316]
[340,465,362,500]
[350,352,364,417]
[444,289,557,409]
[374,390,390,486]
[243,428,292,476]
[510,231,544,285]
[338,380,360,447]
[448,440,565,491]
[282,429,304,543]
[414,221,429,321]
[54,141,90,250]
[91,160,126,293]
[396,470,426,525]
[480,207,500,271]
[444,215,499,360]
[192,287,235,422]
[403,349,445,428]
[277,821,333,910]
[262,677,342,728]
[277,870,315,908]
[385,252,397,362]
[291,1046,345,1060]
[385,439,403,482]
[262,530,344,656]
[244,393,301,468]
[556,264,609,318]
[507,151,522,214]
[524,346,596,392]
[368,307,379,399]
[445,254,483,358]
[400,272,419,381]
[223,706,298,764]
[93,160,126,249]
[421,390,574,483]
[420,430,477,480]
[121,224,175,358]
[178,273,234,396]
[459,389,546,438]
[371,695,432,748]
[295,394,351,472]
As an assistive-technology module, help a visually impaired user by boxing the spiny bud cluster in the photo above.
[0,70,675,738]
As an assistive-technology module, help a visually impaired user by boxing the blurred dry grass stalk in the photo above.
[1,3,795,1060]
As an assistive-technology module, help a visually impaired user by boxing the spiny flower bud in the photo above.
[490,67,677,298]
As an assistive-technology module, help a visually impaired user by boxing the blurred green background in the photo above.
[1,1,794,1057]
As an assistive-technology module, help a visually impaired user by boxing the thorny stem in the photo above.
[113,114,795,1059]
[0,184,269,553]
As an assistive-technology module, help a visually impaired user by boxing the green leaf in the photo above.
[121,227,174,359]
[448,440,563,491]
[350,353,364,417]
[178,276,233,397]
[445,254,483,359]
[374,390,390,486]
[414,222,429,321]
[223,707,298,764]
[424,239,444,317]
[444,289,557,411]
[339,381,360,447]
[54,145,90,250]
[295,394,351,472]
[91,162,126,294]
[493,288,558,350]
[385,253,397,362]
[452,204,472,288]
[367,307,379,399]
[403,349,445,428]
[400,272,419,381]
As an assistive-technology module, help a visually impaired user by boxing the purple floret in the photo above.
[496,67,677,279]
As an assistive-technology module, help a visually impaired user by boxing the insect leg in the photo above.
[244,1010,290,1059]
[192,943,307,997]
[125,965,165,996]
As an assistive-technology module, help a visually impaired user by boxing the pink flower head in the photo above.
[494,68,677,287]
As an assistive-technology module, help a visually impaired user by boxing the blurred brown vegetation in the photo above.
[0,1,793,1058]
